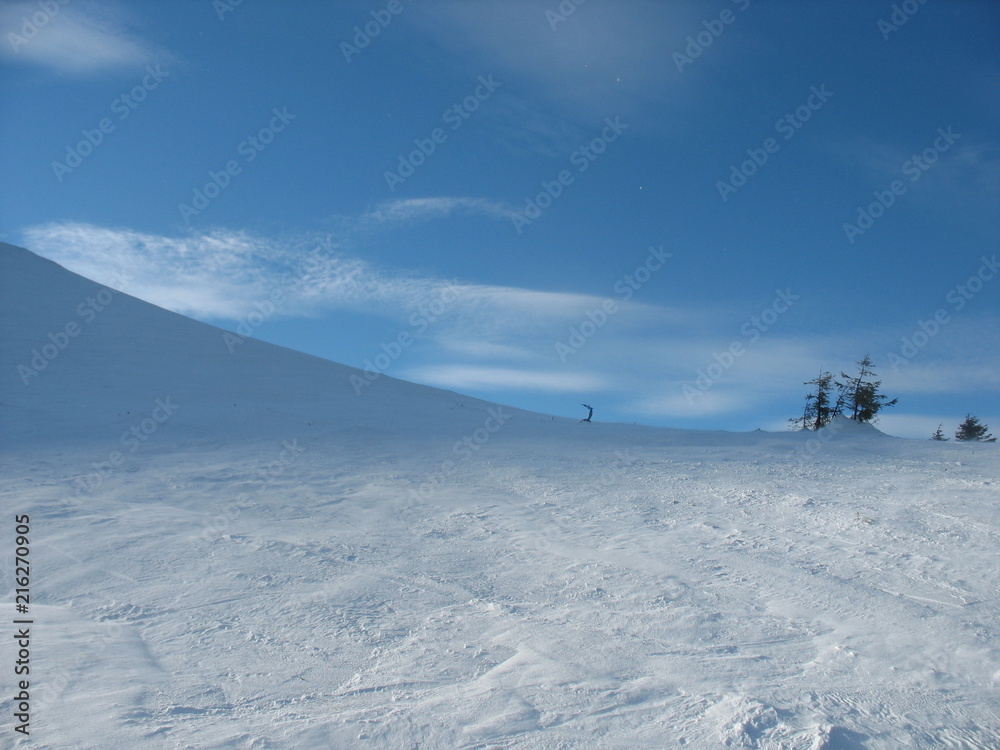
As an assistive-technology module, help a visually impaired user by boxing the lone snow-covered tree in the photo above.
[834,355,898,423]
[790,370,834,430]
[954,414,996,442]
[930,423,949,441]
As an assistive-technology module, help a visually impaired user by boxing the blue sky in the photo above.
[2,0,998,438]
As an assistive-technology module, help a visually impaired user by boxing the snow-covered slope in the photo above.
[1,242,998,749]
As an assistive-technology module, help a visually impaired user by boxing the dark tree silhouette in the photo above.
[790,370,835,430]
[955,414,996,442]
[834,355,897,423]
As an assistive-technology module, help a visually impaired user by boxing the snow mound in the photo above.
[0,241,543,453]
[708,695,825,748]
[824,415,891,438]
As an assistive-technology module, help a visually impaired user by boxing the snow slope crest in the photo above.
[0,241,542,451]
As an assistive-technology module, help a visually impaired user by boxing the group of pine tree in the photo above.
[790,355,898,430]
[931,416,995,442]
[791,355,994,442]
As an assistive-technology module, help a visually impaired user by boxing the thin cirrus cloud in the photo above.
[825,134,1000,218]
[408,0,709,139]
[20,220,450,319]
[22,222,283,319]
[402,365,609,394]
[355,197,517,228]
[630,390,746,419]
[18,216,667,338]
[886,359,1000,396]
[0,1,166,75]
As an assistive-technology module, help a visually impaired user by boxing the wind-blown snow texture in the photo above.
[1,241,998,749]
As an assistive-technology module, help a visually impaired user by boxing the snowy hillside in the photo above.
[1,242,998,749]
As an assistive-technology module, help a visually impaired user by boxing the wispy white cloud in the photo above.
[403,365,608,394]
[631,390,746,419]
[0,1,168,75]
[480,93,588,157]
[22,223,287,318]
[436,338,541,362]
[884,359,1000,395]
[409,0,701,136]
[18,220,647,334]
[826,133,1000,219]
[620,342,829,422]
[947,141,1000,193]
[21,222,464,319]
[357,197,517,227]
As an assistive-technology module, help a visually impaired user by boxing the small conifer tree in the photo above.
[834,355,897,423]
[798,370,835,430]
[955,414,996,442]
[930,423,949,441]
[789,395,812,431]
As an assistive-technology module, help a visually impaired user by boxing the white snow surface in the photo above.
[1,241,998,749]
